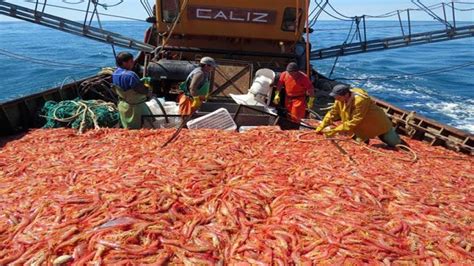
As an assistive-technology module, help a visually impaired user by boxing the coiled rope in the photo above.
[360,143,418,163]
[42,99,119,133]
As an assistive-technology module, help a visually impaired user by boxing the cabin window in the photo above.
[281,8,302,32]
[161,0,180,23]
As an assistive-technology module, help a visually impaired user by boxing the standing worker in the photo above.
[178,57,217,115]
[273,62,315,122]
[112,52,152,129]
[316,84,401,147]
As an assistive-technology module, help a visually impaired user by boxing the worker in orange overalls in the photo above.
[273,62,315,122]
[178,57,217,115]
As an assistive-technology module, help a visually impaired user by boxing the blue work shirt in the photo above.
[112,67,141,91]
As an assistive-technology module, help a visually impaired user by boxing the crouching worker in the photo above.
[178,57,217,115]
[112,52,151,129]
[316,84,401,147]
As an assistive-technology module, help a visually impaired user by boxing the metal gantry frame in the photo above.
[0,0,155,52]
[310,1,474,60]
[311,25,474,60]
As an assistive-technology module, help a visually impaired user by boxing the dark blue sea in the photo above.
[0,21,473,132]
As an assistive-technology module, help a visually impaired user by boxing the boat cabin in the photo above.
[154,0,308,62]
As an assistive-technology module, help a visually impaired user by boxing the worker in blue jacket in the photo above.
[112,52,151,129]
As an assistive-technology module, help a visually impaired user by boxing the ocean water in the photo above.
[0,20,473,132]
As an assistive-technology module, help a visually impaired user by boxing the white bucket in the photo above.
[249,68,275,98]
[230,93,262,106]
[230,68,275,106]
[145,98,181,128]
[146,98,165,115]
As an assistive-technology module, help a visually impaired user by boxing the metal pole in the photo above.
[442,3,448,30]
[237,105,315,130]
[233,104,243,130]
[143,54,149,78]
[34,0,39,13]
[407,9,412,41]
[34,0,47,18]
[41,0,47,14]
[451,1,456,29]
[161,110,198,148]
[331,139,357,164]
[88,1,98,26]
[90,0,118,64]
[233,104,242,121]
[362,15,367,47]
[305,0,311,76]
[83,0,92,29]
[397,10,405,36]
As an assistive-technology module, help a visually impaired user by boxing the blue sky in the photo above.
[314,0,474,21]
[0,0,473,22]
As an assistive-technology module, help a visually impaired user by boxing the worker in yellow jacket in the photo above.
[316,84,401,147]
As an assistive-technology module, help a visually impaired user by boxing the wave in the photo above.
[359,80,474,133]
[426,101,474,132]
[87,52,111,59]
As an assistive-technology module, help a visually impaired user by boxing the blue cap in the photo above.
[330,84,351,97]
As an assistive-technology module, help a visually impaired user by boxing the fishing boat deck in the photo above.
[0,74,473,154]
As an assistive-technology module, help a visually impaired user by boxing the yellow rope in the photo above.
[44,100,117,134]
[157,0,189,55]
[359,143,418,163]
[51,101,83,123]
[296,131,349,143]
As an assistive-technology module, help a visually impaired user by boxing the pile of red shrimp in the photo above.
[0,128,472,265]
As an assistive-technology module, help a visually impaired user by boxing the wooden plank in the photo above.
[212,66,250,96]
[374,97,472,139]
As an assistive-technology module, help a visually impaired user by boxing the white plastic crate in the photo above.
[186,108,237,131]
[145,98,181,128]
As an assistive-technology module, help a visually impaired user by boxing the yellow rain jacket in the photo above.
[319,88,392,140]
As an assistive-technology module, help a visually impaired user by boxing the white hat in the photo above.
[200,57,217,67]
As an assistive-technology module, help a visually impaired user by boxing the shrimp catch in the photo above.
[0,128,472,264]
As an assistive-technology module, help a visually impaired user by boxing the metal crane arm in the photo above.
[0,1,155,53]
[310,25,474,60]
